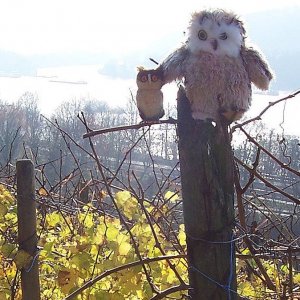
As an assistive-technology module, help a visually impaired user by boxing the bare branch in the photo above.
[235,156,300,205]
[239,127,300,177]
[232,90,300,131]
[150,284,189,300]
[82,118,177,139]
[64,254,186,300]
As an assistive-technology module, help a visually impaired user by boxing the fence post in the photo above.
[177,87,237,299]
[16,159,41,300]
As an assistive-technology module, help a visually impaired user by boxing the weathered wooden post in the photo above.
[177,87,237,299]
[16,159,41,300]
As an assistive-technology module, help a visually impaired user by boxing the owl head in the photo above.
[187,9,246,57]
[136,67,163,89]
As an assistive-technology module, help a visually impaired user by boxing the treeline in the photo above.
[0,91,299,201]
[0,92,178,195]
[234,123,300,202]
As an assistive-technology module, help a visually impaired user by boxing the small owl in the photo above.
[136,68,165,121]
[158,9,273,122]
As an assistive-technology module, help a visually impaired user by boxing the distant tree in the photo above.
[0,101,25,166]
[17,92,43,161]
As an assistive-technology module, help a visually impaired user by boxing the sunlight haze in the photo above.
[0,0,299,55]
[0,0,299,135]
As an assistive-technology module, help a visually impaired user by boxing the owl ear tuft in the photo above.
[228,15,246,36]
[199,12,209,24]
[137,66,145,72]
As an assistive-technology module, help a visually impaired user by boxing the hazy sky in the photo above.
[1,0,299,55]
[0,0,299,137]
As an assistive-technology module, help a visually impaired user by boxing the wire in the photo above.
[187,231,237,300]
[25,248,41,273]
[189,265,239,299]
[227,233,235,300]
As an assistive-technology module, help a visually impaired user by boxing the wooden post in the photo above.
[177,87,237,299]
[17,159,41,300]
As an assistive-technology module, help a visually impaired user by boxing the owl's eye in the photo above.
[151,74,158,82]
[219,32,228,40]
[198,30,207,40]
[140,75,148,82]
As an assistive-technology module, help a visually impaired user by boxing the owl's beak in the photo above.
[148,74,152,84]
[211,39,218,51]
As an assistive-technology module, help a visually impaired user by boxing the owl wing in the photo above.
[158,45,189,84]
[241,46,273,90]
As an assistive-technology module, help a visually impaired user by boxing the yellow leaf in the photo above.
[2,243,17,258]
[119,242,131,256]
[106,226,119,240]
[238,281,256,297]
[13,249,32,270]
[70,252,92,270]
[294,273,300,284]
[93,232,105,245]
[94,291,111,300]
[46,212,61,227]
[57,268,77,294]
[38,187,48,196]
[166,271,177,284]
[0,290,8,300]
[0,186,14,204]
[76,240,90,252]
[164,191,179,202]
[178,227,186,246]
[0,203,8,217]
[241,248,250,255]
[83,213,94,228]
[4,212,17,224]
[115,191,131,206]
[280,264,288,274]
[122,196,139,220]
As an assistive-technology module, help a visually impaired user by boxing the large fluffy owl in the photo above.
[136,68,165,121]
[159,9,273,122]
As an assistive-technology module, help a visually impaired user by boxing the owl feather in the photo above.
[136,68,165,121]
[241,46,273,90]
[158,46,189,84]
[157,9,273,122]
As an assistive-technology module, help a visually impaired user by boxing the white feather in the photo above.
[159,10,273,122]
[187,15,243,57]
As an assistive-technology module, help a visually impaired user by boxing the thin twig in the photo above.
[234,164,277,291]
[235,157,300,205]
[80,112,161,294]
[238,127,300,177]
[149,284,189,300]
[82,118,177,139]
[64,254,186,300]
[232,90,300,131]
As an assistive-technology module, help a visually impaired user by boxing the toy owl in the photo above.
[136,67,165,121]
[158,9,273,122]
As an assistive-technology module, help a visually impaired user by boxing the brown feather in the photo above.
[241,46,273,90]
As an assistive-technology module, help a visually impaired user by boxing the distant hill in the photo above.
[0,7,299,92]
[0,50,112,76]
[0,50,36,76]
